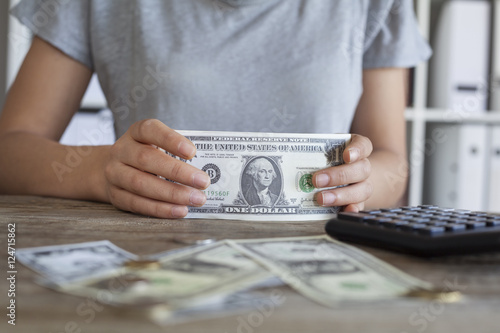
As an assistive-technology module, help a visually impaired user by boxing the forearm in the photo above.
[0,131,109,202]
[364,149,408,209]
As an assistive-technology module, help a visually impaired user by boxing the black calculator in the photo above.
[325,205,500,257]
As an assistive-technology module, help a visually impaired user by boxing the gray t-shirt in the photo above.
[11,0,431,138]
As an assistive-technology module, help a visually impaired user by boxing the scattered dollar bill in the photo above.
[53,241,274,307]
[17,240,138,284]
[227,236,433,307]
[149,289,285,326]
[159,130,351,220]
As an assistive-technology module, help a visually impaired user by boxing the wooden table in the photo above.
[0,195,499,333]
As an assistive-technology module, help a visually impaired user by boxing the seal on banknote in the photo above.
[202,163,221,184]
[299,173,314,193]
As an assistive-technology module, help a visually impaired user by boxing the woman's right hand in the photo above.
[101,119,211,218]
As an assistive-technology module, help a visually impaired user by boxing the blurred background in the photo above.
[0,0,499,212]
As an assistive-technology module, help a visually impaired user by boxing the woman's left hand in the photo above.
[313,134,373,212]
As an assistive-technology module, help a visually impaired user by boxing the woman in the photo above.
[0,0,431,218]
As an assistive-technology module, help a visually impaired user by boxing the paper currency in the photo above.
[17,240,138,284]
[17,236,455,327]
[55,241,274,307]
[228,236,433,307]
[150,289,285,326]
[160,130,351,220]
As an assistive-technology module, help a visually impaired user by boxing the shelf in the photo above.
[405,108,500,124]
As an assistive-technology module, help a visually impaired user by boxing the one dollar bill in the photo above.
[161,131,351,220]
[49,241,274,308]
[228,236,433,306]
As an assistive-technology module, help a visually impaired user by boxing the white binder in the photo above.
[424,123,489,211]
[428,0,491,113]
[488,126,500,212]
[456,124,489,210]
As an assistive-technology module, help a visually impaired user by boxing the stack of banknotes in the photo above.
[158,131,352,220]
[17,236,457,326]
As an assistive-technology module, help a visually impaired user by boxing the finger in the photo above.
[129,119,196,159]
[344,134,373,163]
[108,185,189,218]
[313,158,371,188]
[316,180,373,207]
[106,162,207,206]
[342,202,365,213]
[119,143,210,189]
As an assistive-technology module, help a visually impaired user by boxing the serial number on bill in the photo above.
[203,190,230,197]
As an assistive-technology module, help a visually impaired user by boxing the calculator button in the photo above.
[401,211,420,216]
[445,224,467,231]
[434,212,453,216]
[366,217,393,225]
[470,211,488,217]
[465,222,487,229]
[360,210,381,215]
[486,220,500,227]
[409,223,427,230]
[410,218,431,223]
[449,214,468,220]
[454,209,472,214]
[400,206,420,210]
[377,213,399,218]
[435,208,456,212]
[383,220,409,228]
[431,216,451,221]
[418,226,446,235]
[395,215,414,220]
[380,208,403,212]
[419,205,439,209]
[428,221,447,227]
[470,217,488,222]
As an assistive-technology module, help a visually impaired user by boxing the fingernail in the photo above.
[321,192,336,206]
[348,148,359,162]
[193,172,211,188]
[190,191,206,206]
[172,206,188,218]
[315,174,329,188]
[178,141,196,158]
